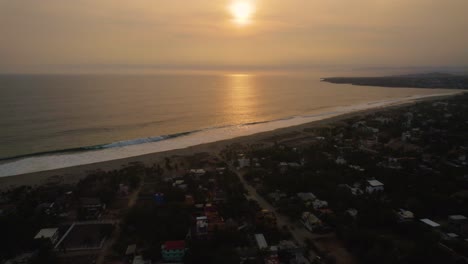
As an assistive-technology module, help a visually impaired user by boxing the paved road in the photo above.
[95,179,144,264]
[232,167,319,262]
[233,167,358,264]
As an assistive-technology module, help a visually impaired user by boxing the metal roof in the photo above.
[420,218,440,227]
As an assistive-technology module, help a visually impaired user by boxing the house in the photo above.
[365,180,384,194]
[420,218,440,228]
[34,228,59,244]
[397,209,414,222]
[301,212,322,232]
[161,241,186,262]
[254,233,268,250]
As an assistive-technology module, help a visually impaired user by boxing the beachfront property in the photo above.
[365,179,384,194]
[34,228,59,244]
[161,240,186,262]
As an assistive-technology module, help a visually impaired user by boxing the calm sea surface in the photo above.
[0,73,456,159]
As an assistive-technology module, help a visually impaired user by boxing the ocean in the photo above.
[0,73,459,177]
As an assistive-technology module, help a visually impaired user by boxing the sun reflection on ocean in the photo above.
[224,73,258,125]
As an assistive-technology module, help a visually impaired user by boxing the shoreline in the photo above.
[0,91,463,190]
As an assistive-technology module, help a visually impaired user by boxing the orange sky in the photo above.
[0,0,467,73]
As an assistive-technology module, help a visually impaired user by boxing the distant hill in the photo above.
[322,72,468,89]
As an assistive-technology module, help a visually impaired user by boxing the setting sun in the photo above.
[229,0,255,26]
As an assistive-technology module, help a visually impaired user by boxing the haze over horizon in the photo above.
[1,0,468,74]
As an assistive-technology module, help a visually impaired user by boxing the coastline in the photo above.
[0,91,463,190]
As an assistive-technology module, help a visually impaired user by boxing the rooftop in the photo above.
[163,240,186,250]
[449,215,467,221]
[254,234,268,250]
[420,218,440,228]
[34,228,58,239]
[367,180,384,187]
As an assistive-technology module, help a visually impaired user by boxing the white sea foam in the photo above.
[0,92,460,177]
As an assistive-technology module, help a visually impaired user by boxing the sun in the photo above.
[229,0,255,26]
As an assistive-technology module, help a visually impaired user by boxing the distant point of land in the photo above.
[322,72,468,89]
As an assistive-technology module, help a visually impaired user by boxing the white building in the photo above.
[34,228,59,244]
[365,180,384,194]
[420,218,440,228]
[254,234,268,250]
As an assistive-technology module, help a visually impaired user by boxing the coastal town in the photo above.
[1,93,468,264]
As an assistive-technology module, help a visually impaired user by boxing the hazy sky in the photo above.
[1,0,467,73]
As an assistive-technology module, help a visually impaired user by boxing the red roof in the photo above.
[164,240,186,250]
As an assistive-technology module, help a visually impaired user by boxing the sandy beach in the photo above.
[0,92,463,190]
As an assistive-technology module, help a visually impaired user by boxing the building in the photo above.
[397,209,414,222]
[420,218,440,228]
[254,234,268,250]
[34,228,59,244]
[195,216,208,237]
[365,180,384,194]
[161,240,186,262]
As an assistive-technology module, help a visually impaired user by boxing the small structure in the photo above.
[195,216,208,237]
[34,228,59,244]
[365,180,384,194]
[161,241,186,262]
[397,209,414,222]
[301,212,322,232]
[254,234,268,250]
[420,218,440,228]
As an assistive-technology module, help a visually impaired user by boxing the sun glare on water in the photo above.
[229,0,255,26]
